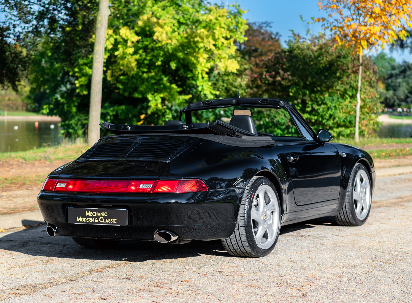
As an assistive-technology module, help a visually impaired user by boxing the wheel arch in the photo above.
[357,158,374,190]
[254,170,285,216]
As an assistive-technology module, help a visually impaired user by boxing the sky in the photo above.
[216,0,412,63]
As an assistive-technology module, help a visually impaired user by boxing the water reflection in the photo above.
[377,124,412,138]
[0,120,62,153]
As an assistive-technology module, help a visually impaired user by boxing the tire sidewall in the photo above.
[242,177,281,257]
[347,163,372,225]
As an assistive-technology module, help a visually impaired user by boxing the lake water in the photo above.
[377,124,412,138]
[1,119,411,153]
[0,120,62,153]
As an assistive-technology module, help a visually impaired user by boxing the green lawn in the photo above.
[335,137,412,147]
[0,141,88,162]
[368,148,412,159]
[0,111,41,116]
[386,115,412,120]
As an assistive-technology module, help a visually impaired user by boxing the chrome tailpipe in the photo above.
[46,224,57,237]
[154,230,178,243]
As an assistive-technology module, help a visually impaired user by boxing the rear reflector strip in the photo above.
[42,178,208,193]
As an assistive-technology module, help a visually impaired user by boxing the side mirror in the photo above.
[317,129,333,143]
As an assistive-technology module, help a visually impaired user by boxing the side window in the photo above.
[253,108,301,137]
[289,113,314,141]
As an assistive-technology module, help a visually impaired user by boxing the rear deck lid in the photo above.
[81,135,195,162]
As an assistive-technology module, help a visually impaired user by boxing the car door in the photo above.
[285,109,341,205]
[285,142,341,205]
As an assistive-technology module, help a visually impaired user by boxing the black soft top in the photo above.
[99,98,293,147]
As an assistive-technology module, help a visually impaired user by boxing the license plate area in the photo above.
[67,207,128,226]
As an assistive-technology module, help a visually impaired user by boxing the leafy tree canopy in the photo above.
[0,0,80,91]
[250,34,382,138]
[373,52,397,80]
[31,0,247,137]
[317,0,412,55]
[380,61,412,108]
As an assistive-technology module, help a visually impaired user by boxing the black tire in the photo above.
[72,237,120,249]
[335,163,372,226]
[222,176,281,258]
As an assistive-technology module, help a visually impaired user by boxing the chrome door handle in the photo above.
[287,155,299,163]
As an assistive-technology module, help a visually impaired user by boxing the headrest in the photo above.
[229,115,257,135]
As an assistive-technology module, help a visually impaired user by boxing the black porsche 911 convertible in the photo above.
[38,98,375,257]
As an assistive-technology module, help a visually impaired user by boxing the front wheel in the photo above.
[222,176,281,258]
[335,163,372,226]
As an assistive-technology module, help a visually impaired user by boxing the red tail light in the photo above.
[43,178,58,191]
[42,179,208,193]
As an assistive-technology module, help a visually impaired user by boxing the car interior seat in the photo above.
[229,115,257,135]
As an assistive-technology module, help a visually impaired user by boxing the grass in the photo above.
[0,174,47,192]
[0,111,41,116]
[335,137,412,147]
[0,140,88,162]
[387,115,412,120]
[368,148,412,159]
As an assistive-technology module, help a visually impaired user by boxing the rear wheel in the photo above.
[335,163,372,226]
[222,176,281,257]
[72,237,120,249]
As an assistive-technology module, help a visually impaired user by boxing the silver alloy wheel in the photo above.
[251,184,280,249]
[352,169,371,220]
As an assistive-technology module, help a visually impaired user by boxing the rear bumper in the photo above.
[37,189,241,240]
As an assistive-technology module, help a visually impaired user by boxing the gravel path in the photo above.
[378,114,412,124]
[1,183,411,302]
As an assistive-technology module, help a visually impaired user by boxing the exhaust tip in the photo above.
[154,230,178,243]
[46,225,57,237]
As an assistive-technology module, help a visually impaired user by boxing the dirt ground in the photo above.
[0,160,68,179]
[0,160,68,215]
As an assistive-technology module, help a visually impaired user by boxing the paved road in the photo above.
[1,176,411,302]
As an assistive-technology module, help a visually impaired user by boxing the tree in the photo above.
[239,22,281,66]
[250,34,382,138]
[373,52,397,81]
[316,0,412,141]
[0,0,75,91]
[380,61,412,108]
[31,0,247,137]
[0,28,30,92]
[391,28,412,53]
[210,22,281,100]
[88,0,110,146]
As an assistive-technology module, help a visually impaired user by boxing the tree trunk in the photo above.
[355,53,362,142]
[88,0,110,146]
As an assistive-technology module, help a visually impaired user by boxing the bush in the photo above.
[250,34,383,138]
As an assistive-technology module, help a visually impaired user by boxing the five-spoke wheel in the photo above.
[336,163,372,226]
[222,176,281,257]
[251,184,279,249]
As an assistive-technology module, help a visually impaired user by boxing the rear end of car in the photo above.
[37,135,238,243]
